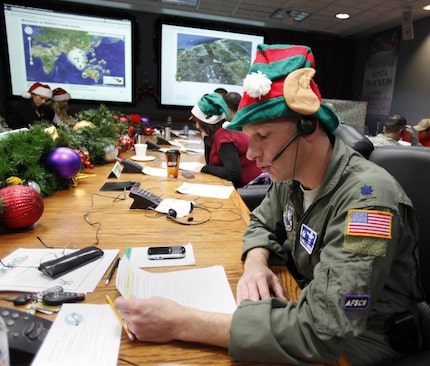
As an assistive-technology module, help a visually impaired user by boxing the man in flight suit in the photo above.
[115,44,423,365]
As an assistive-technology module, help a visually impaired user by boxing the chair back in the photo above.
[369,146,430,302]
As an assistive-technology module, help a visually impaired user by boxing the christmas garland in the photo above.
[0,104,142,200]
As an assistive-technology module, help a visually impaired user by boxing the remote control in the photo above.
[42,292,85,306]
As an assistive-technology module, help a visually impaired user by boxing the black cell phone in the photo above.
[182,172,195,179]
[147,246,186,260]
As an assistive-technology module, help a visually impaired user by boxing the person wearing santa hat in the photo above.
[50,87,72,125]
[8,82,55,129]
[114,44,422,365]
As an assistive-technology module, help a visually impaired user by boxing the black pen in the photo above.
[105,257,120,285]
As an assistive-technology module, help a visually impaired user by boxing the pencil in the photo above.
[105,294,136,341]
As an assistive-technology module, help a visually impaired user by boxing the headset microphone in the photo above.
[271,131,300,162]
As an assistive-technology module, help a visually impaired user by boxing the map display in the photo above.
[23,25,126,86]
[176,34,252,86]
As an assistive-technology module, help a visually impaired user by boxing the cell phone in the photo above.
[147,246,186,260]
[182,172,195,179]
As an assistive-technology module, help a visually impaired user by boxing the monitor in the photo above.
[160,23,264,107]
[2,2,134,104]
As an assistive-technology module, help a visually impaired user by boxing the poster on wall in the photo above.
[361,29,400,136]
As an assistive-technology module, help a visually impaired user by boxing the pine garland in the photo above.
[0,104,132,198]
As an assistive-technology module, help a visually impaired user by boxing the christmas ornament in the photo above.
[104,145,118,162]
[5,176,23,185]
[27,181,41,194]
[73,120,95,131]
[46,147,82,179]
[0,185,44,229]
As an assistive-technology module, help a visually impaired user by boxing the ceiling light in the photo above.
[160,0,199,7]
[423,5,430,11]
[336,13,350,20]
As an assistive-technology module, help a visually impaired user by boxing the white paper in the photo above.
[31,304,121,366]
[176,182,234,199]
[142,166,167,177]
[161,161,205,172]
[0,248,119,293]
[125,243,195,268]
[116,257,237,314]
[155,198,193,217]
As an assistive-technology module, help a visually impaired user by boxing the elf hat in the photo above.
[22,82,52,99]
[191,92,230,124]
[226,44,340,132]
[52,87,71,101]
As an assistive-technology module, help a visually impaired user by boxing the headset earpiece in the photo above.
[167,208,177,218]
[298,116,317,136]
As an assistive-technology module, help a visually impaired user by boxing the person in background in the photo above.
[214,87,228,98]
[50,87,72,126]
[369,114,421,146]
[223,92,242,120]
[7,82,55,129]
[413,118,430,146]
[114,44,422,365]
[190,92,261,188]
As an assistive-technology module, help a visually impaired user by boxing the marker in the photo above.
[105,257,120,285]
[105,294,136,341]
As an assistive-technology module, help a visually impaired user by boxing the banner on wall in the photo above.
[362,29,400,136]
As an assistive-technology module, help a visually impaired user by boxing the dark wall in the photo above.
[0,1,357,127]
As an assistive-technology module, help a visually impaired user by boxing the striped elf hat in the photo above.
[226,44,339,132]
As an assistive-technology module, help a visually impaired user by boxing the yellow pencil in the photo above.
[105,294,136,341]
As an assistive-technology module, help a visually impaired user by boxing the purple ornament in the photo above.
[46,147,82,179]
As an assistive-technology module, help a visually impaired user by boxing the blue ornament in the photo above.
[46,147,82,179]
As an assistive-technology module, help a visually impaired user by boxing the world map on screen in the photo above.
[22,25,126,86]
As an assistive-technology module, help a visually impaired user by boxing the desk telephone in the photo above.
[129,186,162,209]
[115,157,144,173]
[0,306,52,364]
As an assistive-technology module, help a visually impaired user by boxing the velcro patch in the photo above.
[299,224,317,254]
[346,209,392,239]
[342,295,370,311]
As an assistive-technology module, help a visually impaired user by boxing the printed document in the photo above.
[31,304,121,366]
[116,257,237,314]
[0,248,119,293]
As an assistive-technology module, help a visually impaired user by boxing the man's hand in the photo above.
[114,296,232,347]
[236,247,286,304]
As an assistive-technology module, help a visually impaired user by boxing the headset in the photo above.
[166,204,212,225]
[271,116,317,162]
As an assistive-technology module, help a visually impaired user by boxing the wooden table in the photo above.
[0,142,349,366]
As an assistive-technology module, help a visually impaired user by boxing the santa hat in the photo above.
[191,92,230,124]
[226,44,340,133]
[52,87,71,101]
[22,82,52,99]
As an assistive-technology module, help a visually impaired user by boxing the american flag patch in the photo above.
[346,210,392,239]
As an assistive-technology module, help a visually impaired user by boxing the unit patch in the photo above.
[299,223,317,254]
[346,209,392,239]
[342,294,370,311]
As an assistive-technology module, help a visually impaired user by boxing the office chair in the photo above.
[369,146,430,365]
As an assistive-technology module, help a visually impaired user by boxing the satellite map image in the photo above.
[176,34,252,85]
[22,25,126,86]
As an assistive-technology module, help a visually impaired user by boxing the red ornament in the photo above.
[0,185,44,229]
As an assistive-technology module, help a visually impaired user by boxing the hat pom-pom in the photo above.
[222,121,231,129]
[243,70,272,99]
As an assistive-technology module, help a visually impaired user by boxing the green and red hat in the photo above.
[226,44,339,132]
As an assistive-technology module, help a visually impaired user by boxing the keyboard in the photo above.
[129,186,162,209]
[0,306,52,364]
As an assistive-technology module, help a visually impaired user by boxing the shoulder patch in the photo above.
[346,209,392,239]
[342,294,370,311]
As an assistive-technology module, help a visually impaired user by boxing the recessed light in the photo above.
[336,13,350,20]
[423,5,430,11]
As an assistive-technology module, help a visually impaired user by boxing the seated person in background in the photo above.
[190,92,261,188]
[50,87,72,126]
[224,91,242,120]
[413,118,430,146]
[114,44,423,365]
[369,114,421,146]
[8,82,55,129]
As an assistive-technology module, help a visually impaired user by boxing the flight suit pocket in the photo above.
[311,261,372,337]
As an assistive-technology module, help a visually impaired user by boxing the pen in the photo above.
[105,294,136,341]
[105,257,120,285]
